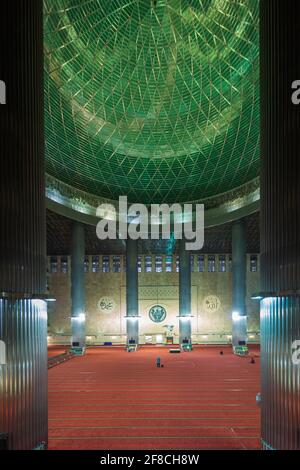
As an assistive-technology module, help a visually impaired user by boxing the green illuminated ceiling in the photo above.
[44,0,259,204]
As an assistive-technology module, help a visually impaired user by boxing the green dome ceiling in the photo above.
[44,0,259,204]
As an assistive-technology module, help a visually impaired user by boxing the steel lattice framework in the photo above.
[44,0,259,204]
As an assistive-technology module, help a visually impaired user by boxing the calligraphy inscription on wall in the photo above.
[98,297,115,312]
[203,295,221,313]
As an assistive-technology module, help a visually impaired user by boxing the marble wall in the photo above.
[47,254,260,345]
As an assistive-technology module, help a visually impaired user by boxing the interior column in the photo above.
[71,221,86,353]
[126,239,139,346]
[260,0,300,450]
[231,220,247,350]
[0,0,47,450]
[179,238,192,346]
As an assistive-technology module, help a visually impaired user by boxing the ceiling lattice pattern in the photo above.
[44,0,260,204]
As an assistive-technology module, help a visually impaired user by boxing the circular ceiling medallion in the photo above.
[149,305,167,323]
[98,297,115,312]
[203,295,221,313]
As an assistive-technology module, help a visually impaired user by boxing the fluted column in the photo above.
[126,239,139,345]
[71,222,86,351]
[260,0,300,450]
[231,220,247,349]
[0,1,47,450]
[179,238,192,345]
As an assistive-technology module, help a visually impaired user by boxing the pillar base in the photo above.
[232,315,247,351]
[0,298,48,449]
[261,296,300,450]
[126,317,139,347]
[70,346,86,356]
[179,317,192,348]
[71,316,86,350]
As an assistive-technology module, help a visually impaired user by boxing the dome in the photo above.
[44,0,259,204]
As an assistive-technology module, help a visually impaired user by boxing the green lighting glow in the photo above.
[44,0,259,204]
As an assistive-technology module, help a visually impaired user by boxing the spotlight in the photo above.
[73,313,85,323]
[251,295,263,300]
[178,315,192,322]
[232,311,241,321]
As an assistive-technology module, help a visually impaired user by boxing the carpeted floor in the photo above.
[48,345,260,450]
[48,345,69,358]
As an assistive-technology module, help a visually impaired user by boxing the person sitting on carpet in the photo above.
[156,356,161,368]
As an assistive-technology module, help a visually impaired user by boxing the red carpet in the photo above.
[48,345,69,358]
[48,345,260,450]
